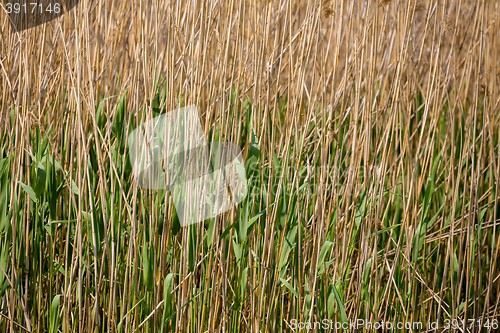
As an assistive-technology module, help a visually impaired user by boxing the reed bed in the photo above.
[0,0,499,331]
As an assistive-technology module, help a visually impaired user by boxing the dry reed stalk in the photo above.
[0,0,499,331]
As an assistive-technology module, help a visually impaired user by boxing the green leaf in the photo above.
[71,179,80,195]
[362,257,373,300]
[247,202,275,232]
[327,288,335,317]
[332,282,348,324]
[220,221,237,240]
[49,295,61,333]
[412,171,445,262]
[0,158,11,233]
[0,242,9,298]
[238,199,249,243]
[34,167,46,198]
[142,244,153,292]
[117,296,145,333]
[206,217,216,247]
[245,129,260,175]
[188,225,196,272]
[241,267,248,298]
[232,239,242,266]
[160,273,175,333]
[18,181,38,203]
[412,201,445,262]
[317,241,334,275]
[40,154,62,172]
[163,273,174,306]
[279,278,299,298]
[278,225,297,272]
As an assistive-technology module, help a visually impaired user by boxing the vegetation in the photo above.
[0,0,499,331]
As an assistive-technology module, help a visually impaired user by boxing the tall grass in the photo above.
[1,0,499,331]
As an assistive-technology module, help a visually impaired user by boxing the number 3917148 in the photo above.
[443,318,498,330]
[5,2,61,14]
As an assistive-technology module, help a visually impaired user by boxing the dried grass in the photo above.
[0,0,499,331]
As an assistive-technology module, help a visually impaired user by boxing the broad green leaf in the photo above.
[241,267,248,298]
[247,202,275,232]
[317,241,334,275]
[18,181,38,203]
[238,199,249,243]
[232,239,242,266]
[49,294,61,333]
[160,273,175,333]
[327,288,335,317]
[0,242,9,298]
[278,225,297,272]
[333,282,348,324]
[279,278,299,298]
[206,217,216,247]
[245,129,260,174]
[362,257,373,300]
